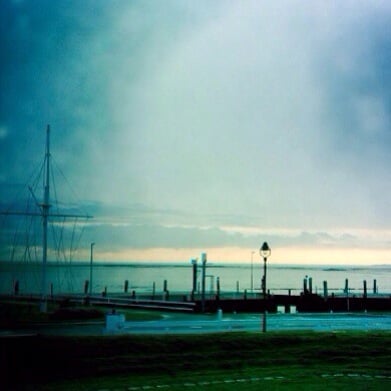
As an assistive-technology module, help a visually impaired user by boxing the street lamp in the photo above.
[191,258,198,300]
[260,242,271,332]
[201,253,207,313]
[251,251,255,292]
[89,242,95,295]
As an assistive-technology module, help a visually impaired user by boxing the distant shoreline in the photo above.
[1,259,390,270]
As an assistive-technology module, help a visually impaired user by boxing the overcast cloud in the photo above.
[0,0,390,263]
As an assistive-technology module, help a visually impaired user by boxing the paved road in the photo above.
[3,313,390,337]
[116,313,391,334]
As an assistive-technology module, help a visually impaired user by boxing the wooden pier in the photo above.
[194,293,391,313]
[2,281,391,314]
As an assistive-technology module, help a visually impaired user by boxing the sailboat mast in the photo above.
[1,125,93,313]
[40,124,50,312]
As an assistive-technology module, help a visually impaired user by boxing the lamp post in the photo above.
[251,251,255,292]
[260,242,271,332]
[89,242,95,295]
[201,253,207,313]
[191,258,197,300]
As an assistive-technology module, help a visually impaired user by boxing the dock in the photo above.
[2,290,390,314]
[194,292,391,313]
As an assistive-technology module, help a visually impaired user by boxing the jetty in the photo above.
[3,256,390,314]
[3,255,391,314]
[3,286,390,314]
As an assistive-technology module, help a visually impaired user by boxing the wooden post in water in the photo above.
[216,277,220,300]
[124,280,129,293]
[363,280,367,312]
[373,279,377,294]
[345,279,350,312]
[309,277,313,294]
[152,281,156,299]
[14,280,19,295]
[163,280,169,301]
[323,281,328,299]
[191,259,198,294]
[84,280,89,295]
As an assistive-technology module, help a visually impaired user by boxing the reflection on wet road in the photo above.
[120,313,391,334]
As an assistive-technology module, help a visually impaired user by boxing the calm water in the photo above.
[0,261,390,296]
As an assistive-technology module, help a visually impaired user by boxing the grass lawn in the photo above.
[1,301,390,390]
[2,331,390,390]
[40,367,389,391]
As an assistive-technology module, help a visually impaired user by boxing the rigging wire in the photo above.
[2,132,92,296]
[51,156,91,217]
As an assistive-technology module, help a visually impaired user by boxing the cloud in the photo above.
[0,1,390,262]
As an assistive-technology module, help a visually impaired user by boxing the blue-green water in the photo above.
[0,261,389,296]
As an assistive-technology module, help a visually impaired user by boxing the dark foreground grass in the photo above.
[2,331,390,390]
[38,367,389,391]
[0,300,161,328]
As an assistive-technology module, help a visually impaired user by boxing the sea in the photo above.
[0,261,390,297]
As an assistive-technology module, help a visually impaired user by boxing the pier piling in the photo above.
[344,279,349,294]
[163,280,168,293]
[191,258,197,293]
[303,277,308,294]
[323,281,328,299]
[84,280,89,295]
[13,280,19,295]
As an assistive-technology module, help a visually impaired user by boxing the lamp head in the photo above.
[260,242,271,259]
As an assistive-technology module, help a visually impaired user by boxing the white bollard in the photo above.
[217,308,223,321]
[105,312,125,332]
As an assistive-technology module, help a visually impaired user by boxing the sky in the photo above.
[0,0,390,265]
